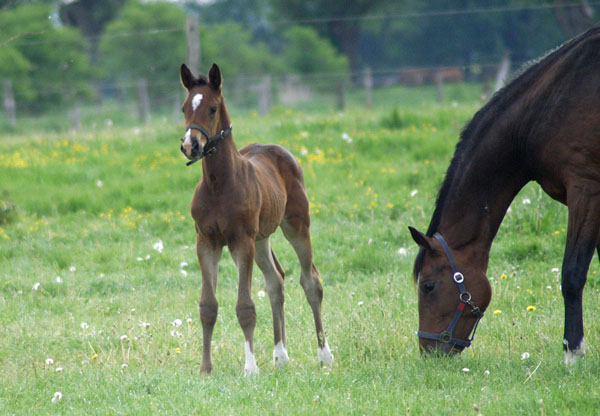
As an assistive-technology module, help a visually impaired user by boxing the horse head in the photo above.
[409,227,492,355]
[179,63,226,163]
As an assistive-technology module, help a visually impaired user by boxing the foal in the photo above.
[179,63,333,374]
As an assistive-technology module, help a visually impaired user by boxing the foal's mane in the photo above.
[412,26,600,282]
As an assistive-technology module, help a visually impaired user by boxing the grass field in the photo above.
[1,84,599,414]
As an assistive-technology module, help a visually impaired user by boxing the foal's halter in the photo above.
[184,123,233,166]
[416,232,484,349]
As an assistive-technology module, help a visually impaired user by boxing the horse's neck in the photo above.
[437,134,530,267]
[201,107,242,190]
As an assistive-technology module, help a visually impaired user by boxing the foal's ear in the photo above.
[408,226,434,251]
[180,64,196,90]
[208,63,222,91]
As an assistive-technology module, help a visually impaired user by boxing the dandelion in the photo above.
[152,240,164,253]
[410,189,418,197]
[55,276,63,283]
[484,370,490,377]
[300,148,308,156]
[96,180,103,188]
[121,363,128,369]
[180,270,188,277]
[493,310,502,315]
[358,301,364,307]
[522,198,531,204]
[521,352,530,360]
[500,273,507,280]
[175,347,182,354]
[91,354,98,360]
[397,247,408,256]
[172,319,182,327]
[51,392,62,403]
[139,321,150,328]
[32,282,40,291]
[55,367,63,372]
[180,261,188,268]
[69,266,76,272]
[120,335,128,341]
[527,305,536,312]
[136,257,143,261]
[80,322,89,330]
[257,290,266,298]
[341,133,352,143]
[46,358,54,365]
[551,267,559,273]
[186,318,192,324]
[144,254,151,260]
[462,367,470,373]
[546,285,552,290]
[99,273,105,278]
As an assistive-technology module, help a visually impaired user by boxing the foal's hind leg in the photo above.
[281,215,333,367]
[561,190,600,364]
[255,238,289,365]
[196,235,223,374]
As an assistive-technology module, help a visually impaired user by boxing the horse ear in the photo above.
[208,63,222,90]
[408,226,434,251]
[180,64,195,90]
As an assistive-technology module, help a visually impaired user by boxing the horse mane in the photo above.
[193,75,208,87]
[412,26,600,282]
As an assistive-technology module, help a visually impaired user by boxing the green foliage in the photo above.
[0,3,93,110]
[200,23,282,78]
[0,194,17,225]
[282,26,349,77]
[99,0,186,103]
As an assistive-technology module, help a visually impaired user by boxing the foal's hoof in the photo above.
[317,340,334,368]
[244,363,259,376]
[273,341,290,366]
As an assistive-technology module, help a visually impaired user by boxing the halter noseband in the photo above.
[416,232,484,349]
[184,123,233,166]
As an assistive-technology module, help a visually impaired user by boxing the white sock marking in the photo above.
[273,341,289,365]
[192,94,203,111]
[317,339,334,367]
[564,338,585,365]
[244,341,259,375]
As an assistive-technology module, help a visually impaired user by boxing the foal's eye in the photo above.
[422,282,436,294]
[209,106,217,115]
[181,107,184,113]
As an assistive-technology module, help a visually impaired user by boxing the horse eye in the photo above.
[422,282,436,294]
[210,106,217,115]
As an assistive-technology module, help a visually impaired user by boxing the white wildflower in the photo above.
[180,269,188,277]
[358,301,364,307]
[45,358,54,365]
[462,367,470,373]
[32,282,40,291]
[521,352,530,360]
[51,392,62,403]
[144,254,151,260]
[120,335,128,341]
[180,261,188,268]
[551,267,559,273]
[139,321,150,328]
[410,189,418,197]
[121,363,128,370]
[80,322,89,330]
[153,240,164,253]
[257,290,266,298]
[172,319,182,327]
[55,276,63,283]
[96,180,103,188]
[522,198,531,205]
[186,318,192,324]
[69,266,76,272]
[341,133,353,143]
[55,367,63,372]
[397,247,408,256]
[300,149,308,156]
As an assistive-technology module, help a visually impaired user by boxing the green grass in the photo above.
[1,86,599,415]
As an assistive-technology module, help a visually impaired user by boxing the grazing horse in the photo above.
[409,27,600,363]
[179,63,333,374]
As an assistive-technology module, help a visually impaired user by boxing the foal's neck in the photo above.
[201,102,241,190]
[437,133,530,268]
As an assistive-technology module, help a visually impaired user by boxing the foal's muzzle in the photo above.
[180,135,201,161]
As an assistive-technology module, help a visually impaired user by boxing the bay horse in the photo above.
[179,63,333,374]
[409,26,600,363]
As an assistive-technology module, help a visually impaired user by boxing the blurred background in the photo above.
[0,0,598,133]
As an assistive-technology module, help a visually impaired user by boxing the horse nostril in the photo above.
[192,138,199,151]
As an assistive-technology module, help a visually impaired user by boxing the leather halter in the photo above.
[416,232,484,349]
[185,123,233,166]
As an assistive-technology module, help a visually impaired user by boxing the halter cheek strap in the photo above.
[185,123,233,166]
[416,232,484,349]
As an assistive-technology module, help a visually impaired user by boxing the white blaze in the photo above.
[182,129,193,156]
[192,94,203,111]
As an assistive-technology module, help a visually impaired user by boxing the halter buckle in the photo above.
[439,331,452,343]
[453,272,464,283]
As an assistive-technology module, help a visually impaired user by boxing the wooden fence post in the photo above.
[186,16,200,75]
[258,75,271,115]
[336,81,345,111]
[363,67,373,109]
[137,78,151,124]
[3,80,16,128]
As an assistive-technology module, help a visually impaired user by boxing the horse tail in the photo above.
[271,248,285,281]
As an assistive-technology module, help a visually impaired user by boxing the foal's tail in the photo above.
[272,248,286,280]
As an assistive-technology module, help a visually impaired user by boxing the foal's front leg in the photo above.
[197,236,223,374]
[230,235,259,375]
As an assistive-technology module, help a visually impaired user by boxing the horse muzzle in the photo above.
[180,135,202,161]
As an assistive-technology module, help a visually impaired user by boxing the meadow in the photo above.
[1,84,599,415]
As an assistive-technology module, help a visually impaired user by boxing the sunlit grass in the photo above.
[1,93,599,414]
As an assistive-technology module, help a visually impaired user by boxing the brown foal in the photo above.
[179,63,333,375]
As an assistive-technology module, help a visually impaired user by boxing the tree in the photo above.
[270,0,387,74]
[59,0,126,64]
[0,3,93,111]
